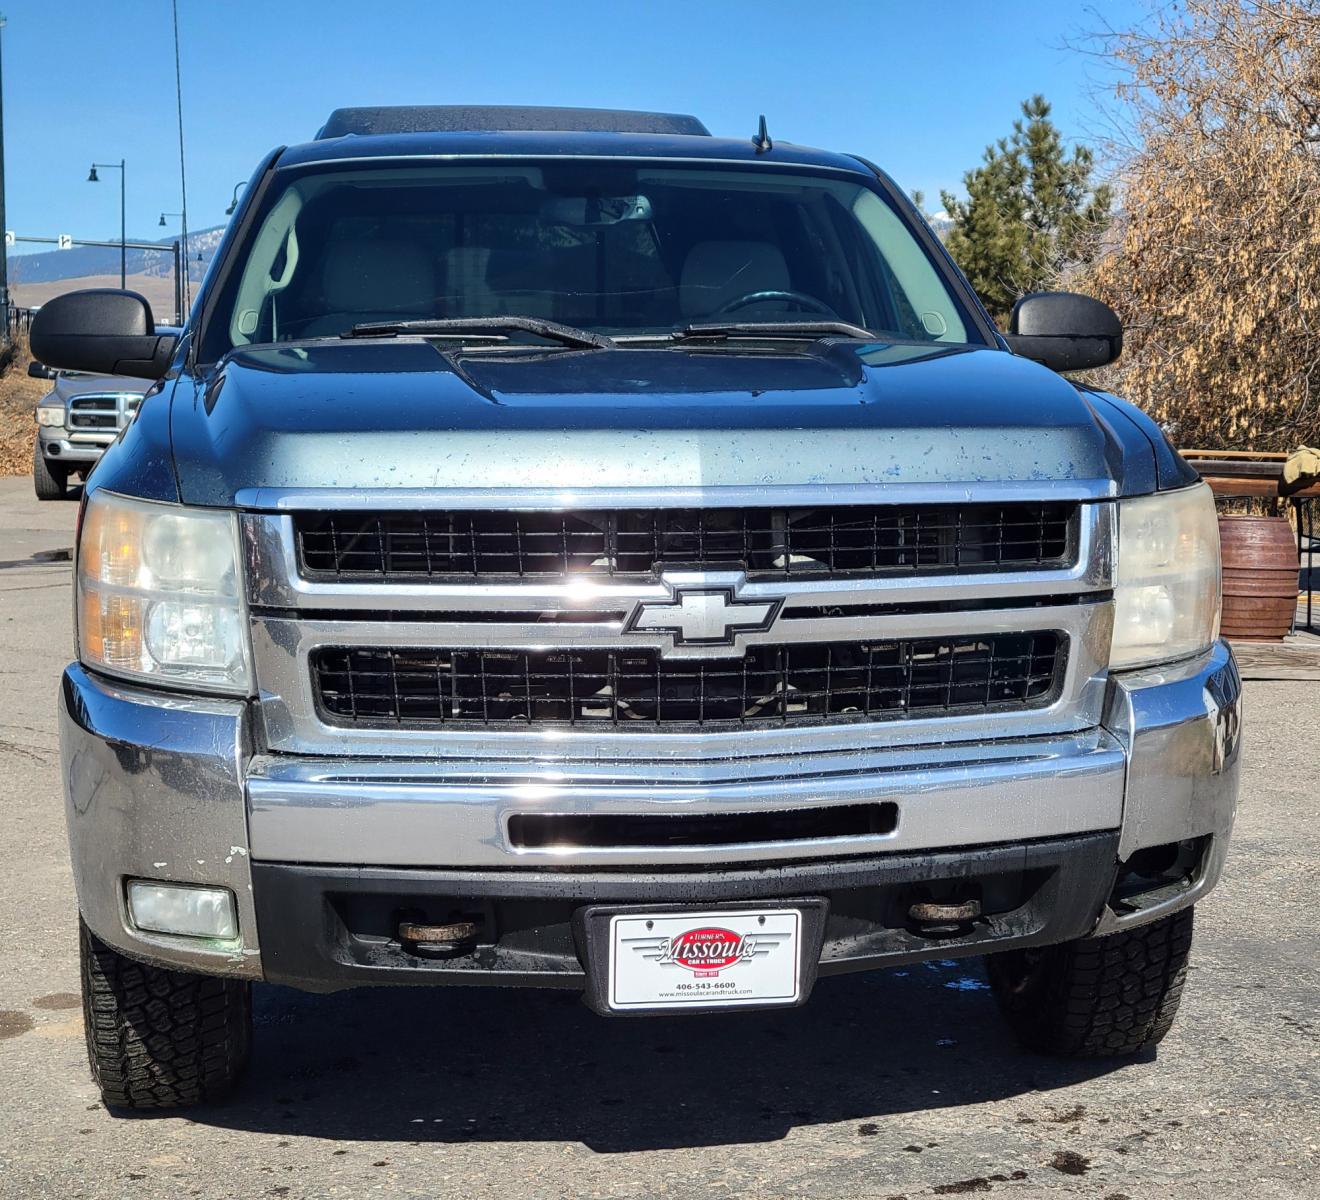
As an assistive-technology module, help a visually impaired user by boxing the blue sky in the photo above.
[4,0,1146,252]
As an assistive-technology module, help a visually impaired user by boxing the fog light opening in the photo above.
[1110,836,1209,913]
[1127,844,1180,878]
[127,880,238,940]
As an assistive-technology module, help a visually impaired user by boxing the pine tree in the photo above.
[941,96,1111,324]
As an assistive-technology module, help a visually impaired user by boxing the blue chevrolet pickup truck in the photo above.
[30,106,1238,1109]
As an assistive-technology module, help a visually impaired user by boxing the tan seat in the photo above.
[297,238,437,335]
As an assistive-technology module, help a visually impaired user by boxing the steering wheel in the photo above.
[711,289,840,318]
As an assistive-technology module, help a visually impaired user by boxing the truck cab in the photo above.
[32,107,1239,1110]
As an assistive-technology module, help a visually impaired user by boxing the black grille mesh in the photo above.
[296,504,1075,582]
[312,633,1061,729]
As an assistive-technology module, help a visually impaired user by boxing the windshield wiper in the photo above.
[342,316,615,349]
[670,321,877,342]
[613,321,876,345]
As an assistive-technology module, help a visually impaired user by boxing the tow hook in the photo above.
[907,899,982,938]
[398,920,480,957]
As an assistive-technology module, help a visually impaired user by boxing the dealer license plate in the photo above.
[607,908,803,1011]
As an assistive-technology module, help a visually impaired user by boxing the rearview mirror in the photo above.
[29,289,179,380]
[540,194,653,227]
[1005,292,1122,372]
[27,360,57,379]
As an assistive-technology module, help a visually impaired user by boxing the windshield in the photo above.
[200,160,981,359]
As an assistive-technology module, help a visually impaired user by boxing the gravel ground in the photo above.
[0,475,1316,1199]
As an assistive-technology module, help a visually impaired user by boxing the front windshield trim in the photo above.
[272,152,891,178]
[195,155,995,367]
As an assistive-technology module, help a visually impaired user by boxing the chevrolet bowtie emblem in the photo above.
[626,585,782,648]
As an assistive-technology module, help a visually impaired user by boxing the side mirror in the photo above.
[29,289,179,380]
[1005,292,1122,372]
[27,360,57,379]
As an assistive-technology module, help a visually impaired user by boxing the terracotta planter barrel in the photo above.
[1218,515,1298,641]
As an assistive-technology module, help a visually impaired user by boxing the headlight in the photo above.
[36,404,65,427]
[76,491,252,693]
[1111,482,1221,670]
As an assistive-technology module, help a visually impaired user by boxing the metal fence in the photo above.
[1297,495,1318,632]
[6,303,34,335]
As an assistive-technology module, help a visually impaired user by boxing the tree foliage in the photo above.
[942,96,1112,323]
[1077,0,1320,451]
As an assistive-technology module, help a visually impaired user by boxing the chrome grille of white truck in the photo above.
[66,393,141,443]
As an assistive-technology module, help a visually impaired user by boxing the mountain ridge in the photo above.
[9,225,226,285]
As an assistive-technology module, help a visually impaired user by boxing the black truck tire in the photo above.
[986,908,1194,1058]
[80,920,252,1109]
[32,443,68,500]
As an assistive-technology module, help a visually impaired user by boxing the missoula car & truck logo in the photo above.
[654,926,764,977]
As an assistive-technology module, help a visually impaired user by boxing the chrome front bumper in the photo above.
[38,435,106,464]
[58,642,1242,981]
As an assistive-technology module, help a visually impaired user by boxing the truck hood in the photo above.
[52,371,154,402]
[169,338,1156,506]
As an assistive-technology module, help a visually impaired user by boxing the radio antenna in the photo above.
[752,114,773,153]
[171,0,191,312]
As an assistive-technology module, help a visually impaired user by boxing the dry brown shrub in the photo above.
[0,333,48,476]
[1077,0,1320,452]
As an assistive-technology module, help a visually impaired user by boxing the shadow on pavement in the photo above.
[165,960,1128,1152]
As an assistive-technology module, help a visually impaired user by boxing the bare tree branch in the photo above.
[1071,0,1320,451]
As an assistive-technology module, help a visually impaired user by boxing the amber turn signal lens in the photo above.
[80,498,144,587]
[79,589,144,671]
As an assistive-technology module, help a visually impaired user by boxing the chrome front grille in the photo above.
[67,393,141,440]
[294,502,1076,582]
[244,488,1115,760]
[311,633,1062,730]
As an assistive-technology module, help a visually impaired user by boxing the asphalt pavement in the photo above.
[0,474,1316,1199]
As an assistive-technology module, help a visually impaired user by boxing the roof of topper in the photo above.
[316,105,712,140]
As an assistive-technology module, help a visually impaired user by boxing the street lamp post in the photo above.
[159,213,185,325]
[88,159,126,289]
[0,15,11,325]
[225,181,247,216]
